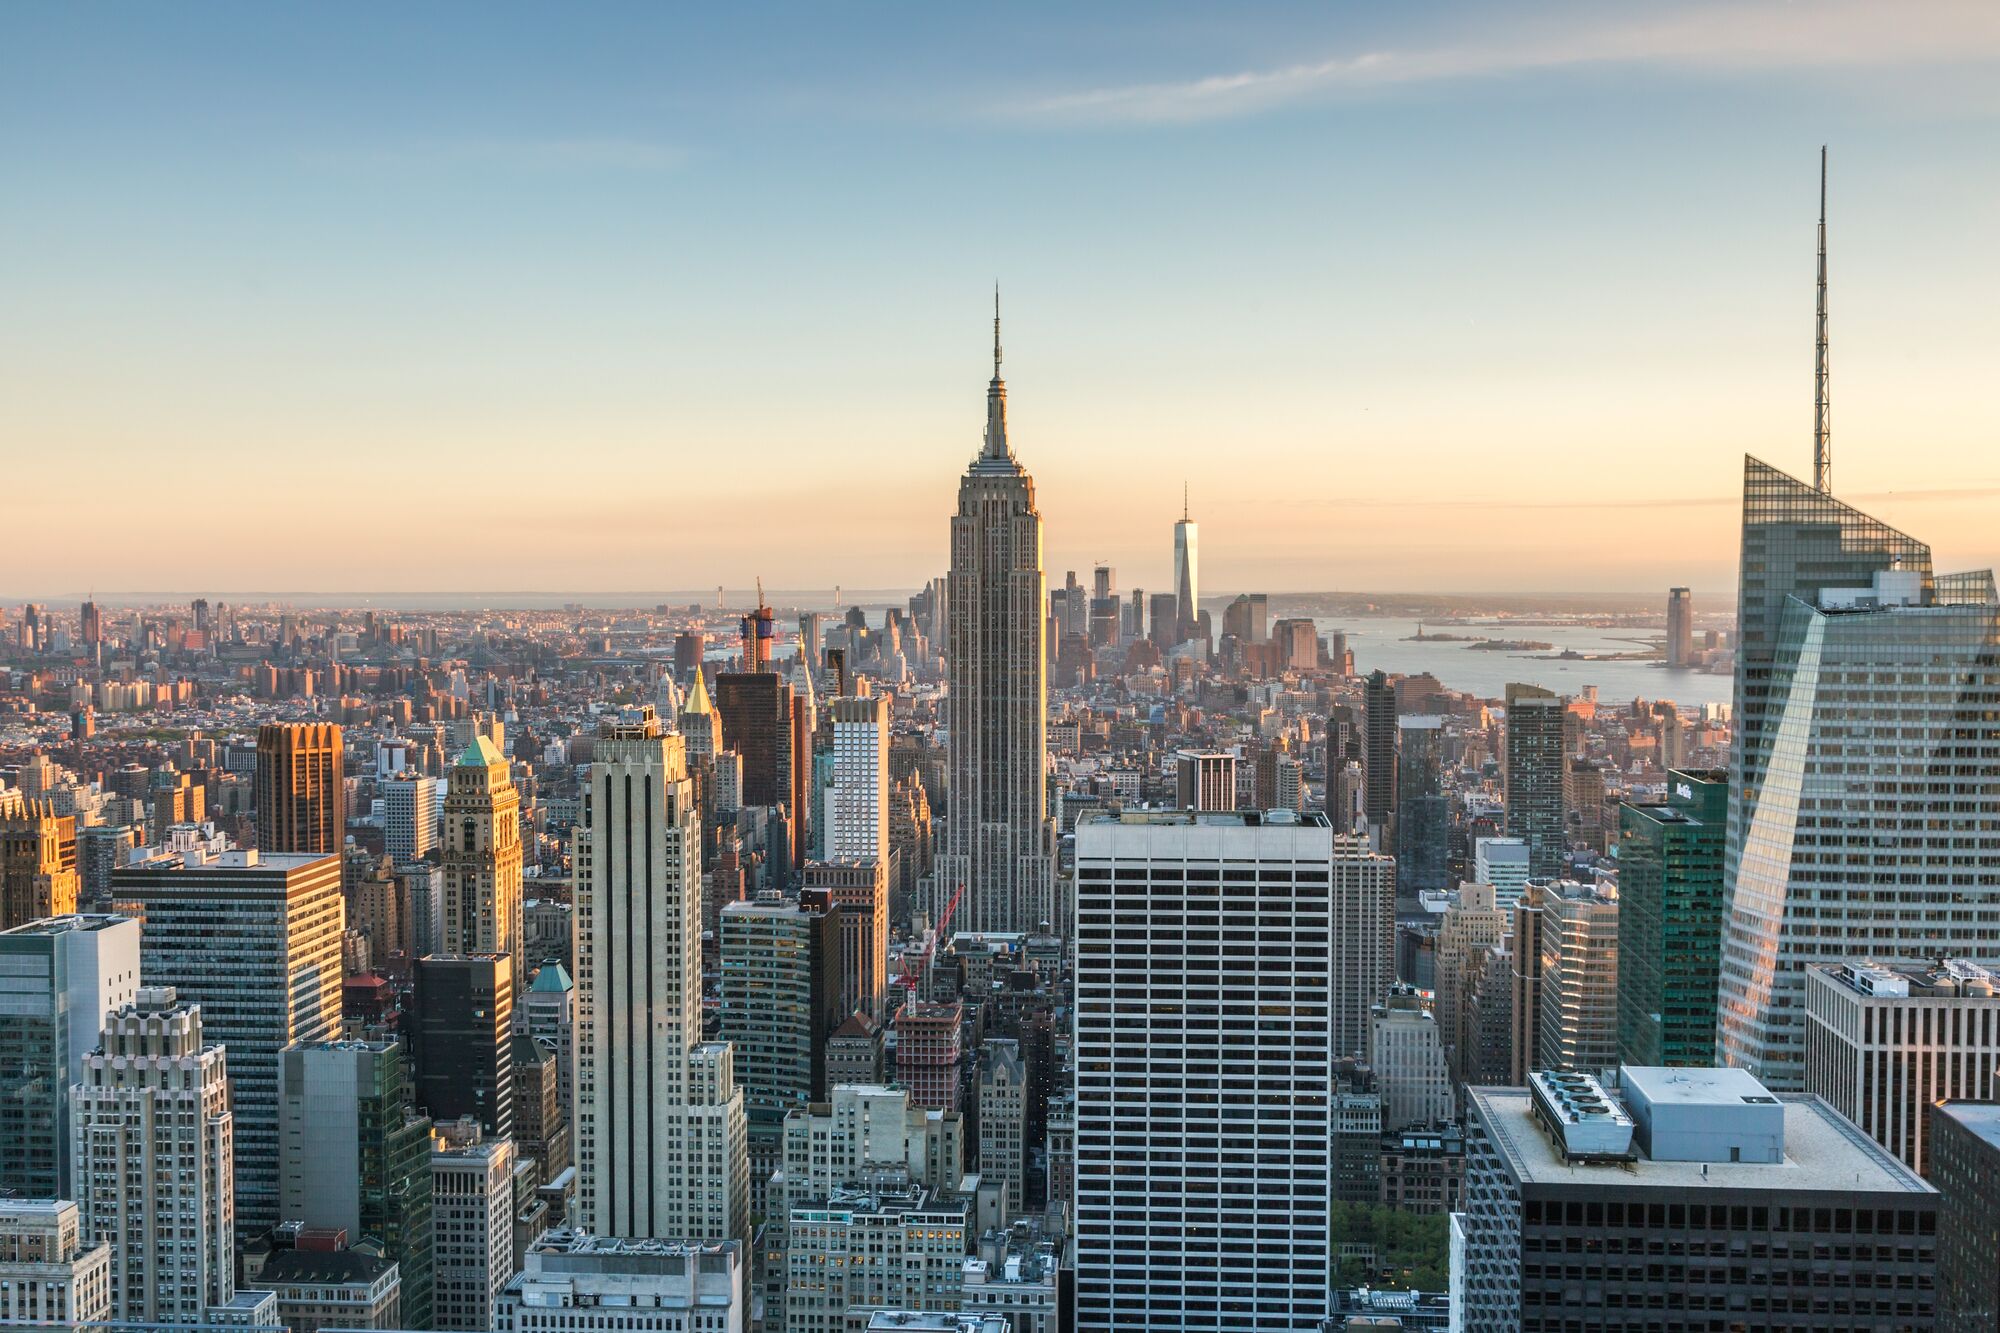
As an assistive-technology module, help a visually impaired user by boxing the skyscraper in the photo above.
[805,857,888,1020]
[441,736,524,970]
[1803,959,2000,1175]
[1333,832,1397,1060]
[72,988,235,1323]
[111,847,345,1233]
[1503,684,1567,878]
[572,706,747,1245]
[1362,669,1397,832]
[255,722,346,855]
[411,952,516,1142]
[1460,1068,1938,1332]
[679,667,721,765]
[719,888,843,1209]
[0,914,139,1200]
[1394,715,1450,892]
[1616,769,1725,1068]
[1665,586,1694,667]
[0,800,80,929]
[1174,750,1237,812]
[430,1133,516,1331]
[1718,457,2000,1090]
[277,1040,436,1329]
[827,692,889,863]
[1535,880,1620,1074]
[380,771,438,864]
[1174,486,1199,644]
[1073,809,1337,1332]
[939,301,1052,936]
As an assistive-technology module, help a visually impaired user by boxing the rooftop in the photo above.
[1935,1100,2000,1151]
[457,735,505,768]
[1619,1065,1775,1108]
[251,1248,396,1287]
[1813,958,2000,1000]
[1471,1086,1933,1197]
[0,913,135,939]
[1079,808,1330,829]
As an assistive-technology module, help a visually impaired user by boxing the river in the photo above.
[1312,617,1732,709]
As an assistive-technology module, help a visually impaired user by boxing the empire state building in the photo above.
[939,300,1053,935]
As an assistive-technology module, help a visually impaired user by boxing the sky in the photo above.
[4,1,1999,601]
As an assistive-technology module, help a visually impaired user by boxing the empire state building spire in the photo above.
[984,285,1009,460]
[944,292,1052,936]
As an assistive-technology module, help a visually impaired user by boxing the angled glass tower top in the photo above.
[1721,457,2000,1089]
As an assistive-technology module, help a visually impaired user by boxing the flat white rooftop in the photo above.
[1620,1065,1777,1109]
[1472,1087,1933,1196]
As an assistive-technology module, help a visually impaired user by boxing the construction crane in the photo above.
[894,881,966,997]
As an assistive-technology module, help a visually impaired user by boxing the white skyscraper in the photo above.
[827,692,890,863]
[381,772,439,864]
[1332,832,1397,1061]
[1473,835,1531,909]
[572,706,747,1246]
[1073,809,1338,1332]
[72,988,234,1323]
[939,301,1053,936]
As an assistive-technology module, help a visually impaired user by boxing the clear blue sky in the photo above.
[5,2,1998,598]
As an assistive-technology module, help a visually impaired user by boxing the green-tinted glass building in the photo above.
[278,1039,435,1328]
[1617,769,1727,1068]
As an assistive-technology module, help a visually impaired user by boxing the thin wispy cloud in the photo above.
[1009,1,2000,124]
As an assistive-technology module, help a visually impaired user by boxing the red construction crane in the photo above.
[894,881,966,993]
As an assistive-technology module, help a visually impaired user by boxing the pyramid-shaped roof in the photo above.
[458,734,505,768]
[682,668,714,715]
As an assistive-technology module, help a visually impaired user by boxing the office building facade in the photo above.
[1395,715,1450,892]
[0,1200,112,1325]
[1073,810,1338,1331]
[1803,959,2000,1175]
[1332,832,1397,1060]
[73,988,236,1322]
[1720,457,2000,1090]
[572,707,747,1245]
[1615,769,1726,1068]
[805,858,888,1020]
[255,722,346,855]
[1535,881,1620,1074]
[0,913,139,1199]
[112,847,344,1232]
[277,1039,436,1330]
[0,799,81,928]
[1503,685,1567,879]
[1931,1100,2000,1333]
[1460,1068,1938,1331]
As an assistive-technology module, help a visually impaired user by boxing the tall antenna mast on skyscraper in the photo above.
[1814,145,1831,493]
[1182,481,1188,522]
[993,284,1002,377]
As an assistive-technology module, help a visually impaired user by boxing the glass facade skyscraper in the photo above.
[1394,715,1450,893]
[1616,769,1726,1068]
[1719,456,2000,1089]
[1503,684,1567,879]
